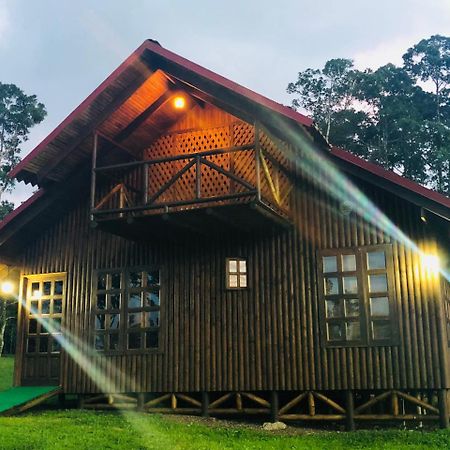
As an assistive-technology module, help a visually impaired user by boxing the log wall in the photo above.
[16,166,449,393]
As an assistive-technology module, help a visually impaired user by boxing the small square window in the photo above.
[96,294,106,310]
[27,337,36,353]
[43,281,51,296]
[343,276,358,294]
[226,258,248,289]
[324,277,339,295]
[346,322,361,340]
[95,334,105,350]
[95,315,105,330]
[109,314,120,330]
[144,291,160,307]
[128,332,141,350]
[342,255,356,272]
[129,271,142,288]
[145,331,159,349]
[41,300,50,315]
[372,321,391,340]
[109,333,119,351]
[367,251,386,270]
[111,273,121,289]
[345,299,360,317]
[53,299,63,314]
[370,297,389,317]
[54,280,63,295]
[369,274,388,293]
[327,323,344,341]
[326,299,342,318]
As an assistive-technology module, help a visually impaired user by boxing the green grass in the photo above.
[0,410,450,450]
[0,355,14,391]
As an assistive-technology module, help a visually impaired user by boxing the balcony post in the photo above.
[90,132,98,221]
[195,154,201,199]
[255,122,262,202]
[143,162,149,205]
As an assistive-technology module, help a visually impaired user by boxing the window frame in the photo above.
[317,244,398,348]
[225,257,248,290]
[92,265,163,355]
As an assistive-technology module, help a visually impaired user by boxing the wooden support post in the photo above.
[438,389,449,429]
[195,155,201,199]
[345,390,355,431]
[201,392,209,418]
[90,132,98,221]
[255,122,262,202]
[137,393,145,412]
[270,391,279,422]
[143,163,149,205]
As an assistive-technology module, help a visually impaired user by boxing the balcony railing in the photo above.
[90,127,293,224]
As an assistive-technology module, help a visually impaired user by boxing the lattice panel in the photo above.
[233,122,254,146]
[175,126,231,153]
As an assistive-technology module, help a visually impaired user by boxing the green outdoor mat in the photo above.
[0,386,60,414]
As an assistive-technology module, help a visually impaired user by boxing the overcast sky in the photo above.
[1,0,449,205]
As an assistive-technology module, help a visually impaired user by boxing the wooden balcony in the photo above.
[90,127,293,239]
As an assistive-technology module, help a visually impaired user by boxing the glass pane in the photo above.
[31,282,40,294]
[96,294,106,310]
[109,314,120,330]
[343,276,358,294]
[43,281,51,295]
[95,334,105,350]
[144,291,160,307]
[228,260,237,273]
[369,274,388,293]
[111,272,121,289]
[54,280,63,295]
[109,333,119,351]
[239,260,247,273]
[41,318,50,334]
[372,321,391,340]
[145,331,159,349]
[128,293,141,309]
[97,274,107,290]
[53,299,63,314]
[368,251,386,270]
[129,272,142,288]
[128,313,142,328]
[324,277,339,295]
[51,338,61,353]
[52,318,62,332]
[229,274,238,288]
[147,270,160,285]
[41,300,51,314]
[346,322,361,340]
[327,323,344,341]
[27,337,36,353]
[326,299,342,318]
[146,311,160,327]
[30,300,39,315]
[95,315,105,330]
[370,297,389,317]
[110,294,121,310]
[342,254,356,272]
[239,275,247,288]
[345,299,360,317]
[39,336,48,353]
[29,318,38,334]
[323,256,337,273]
[128,332,141,350]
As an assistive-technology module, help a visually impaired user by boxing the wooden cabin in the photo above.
[1,40,449,429]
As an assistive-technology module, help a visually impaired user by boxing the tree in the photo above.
[0,83,46,356]
[0,83,46,198]
[403,35,450,194]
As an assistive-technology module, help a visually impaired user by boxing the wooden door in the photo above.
[21,274,65,386]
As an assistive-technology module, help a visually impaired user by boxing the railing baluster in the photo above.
[143,162,149,205]
[195,155,201,199]
[90,132,98,221]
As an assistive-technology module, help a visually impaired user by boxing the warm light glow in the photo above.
[33,290,42,299]
[421,253,440,276]
[173,96,186,109]
[1,281,13,295]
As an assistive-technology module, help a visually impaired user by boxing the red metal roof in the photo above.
[331,146,450,209]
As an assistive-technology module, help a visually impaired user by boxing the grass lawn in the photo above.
[1,358,450,449]
[0,355,14,391]
[0,410,450,450]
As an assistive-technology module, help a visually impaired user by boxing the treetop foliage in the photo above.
[287,35,450,196]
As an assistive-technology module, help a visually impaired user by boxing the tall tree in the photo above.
[0,83,46,356]
[403,35,450,194]
[0,83,46,199]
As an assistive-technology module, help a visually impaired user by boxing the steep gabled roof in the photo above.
[10,39,317,186]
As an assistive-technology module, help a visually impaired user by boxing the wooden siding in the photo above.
[17,171,448,393]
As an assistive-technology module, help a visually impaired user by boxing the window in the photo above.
[226,258,247,289]
[318,245,396,346]
[93,268,161,353]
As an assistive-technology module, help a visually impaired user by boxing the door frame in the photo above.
[15,272,66,386]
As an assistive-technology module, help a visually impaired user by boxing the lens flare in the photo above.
[173,96,185,109]
[1,281,13,294]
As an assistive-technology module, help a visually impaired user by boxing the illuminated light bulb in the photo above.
[1,281,13,295]
[421,253,440,276]
[173,96,186,109]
